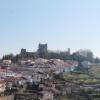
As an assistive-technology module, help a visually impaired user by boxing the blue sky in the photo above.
[0,0,100,57]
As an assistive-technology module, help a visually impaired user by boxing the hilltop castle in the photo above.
[3,43,71,62]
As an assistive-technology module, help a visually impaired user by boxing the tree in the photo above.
[71,53,86,63]
[74,49,94,62]
[2,54,14,60]
[94,57,100,63]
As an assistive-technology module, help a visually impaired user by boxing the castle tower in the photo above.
[38,43,48,58]
[68,48,71,55]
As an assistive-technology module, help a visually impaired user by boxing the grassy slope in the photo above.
[90,64,100,78]
[63,71,100,84]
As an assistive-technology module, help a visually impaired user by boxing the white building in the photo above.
[0,68,21,78]
[82,61,91,68]
[41,91,54,100]
[3,60,12,65]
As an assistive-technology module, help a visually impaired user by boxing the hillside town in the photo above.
[0,44,99,100]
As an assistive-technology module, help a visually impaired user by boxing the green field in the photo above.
[63,71,100,84]
[90,64,100,78]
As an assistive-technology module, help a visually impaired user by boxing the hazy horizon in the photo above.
[0,0,100,57]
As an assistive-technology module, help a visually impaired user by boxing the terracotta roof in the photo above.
[0,80,6,84]
[64,62,73,67]
[5,77,26,82]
